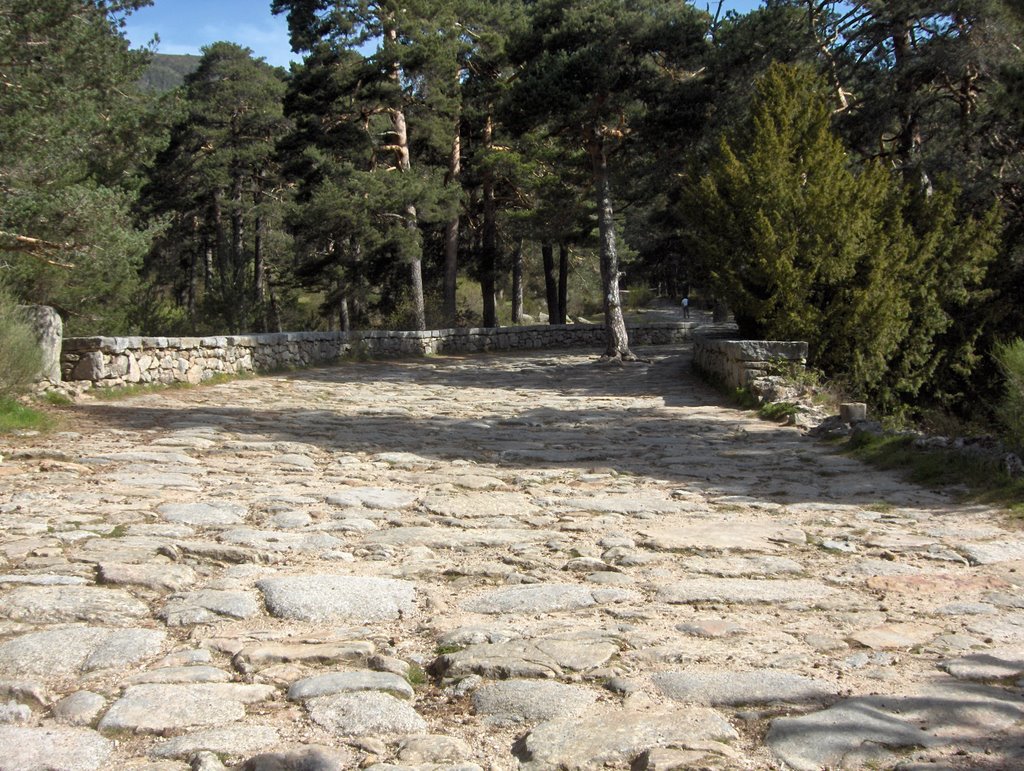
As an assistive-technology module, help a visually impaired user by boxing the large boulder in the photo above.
[16,304,62,382]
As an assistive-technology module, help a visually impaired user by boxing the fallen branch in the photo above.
[0,231,76,268]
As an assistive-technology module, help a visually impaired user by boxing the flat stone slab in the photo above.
[432,634,620,680]
[958,541,1024,565]
[641,521,806,553]
[98,683,277,733]
[866,573,1010,597]
[848,623,941,650]
[149,724,280,759]
[517,705,738,770]
[326,487,419,510]
[422,492,539,519]
[128,666,233,684]
[0,626,166,677]
[676,619,747,638]
[940,648,1024,680]
[234,640,374,670]
[258,575,416,623]
[767,681,1024,771]
[160,589,261,626]
[98,561,198,592]
[157,501,248,526]
[472,680,598,725]
[288,671,414,701]
[362,526,559,548]
[0,585,150,625]
[306,691,426,736]
[556,494,701,515]
[656,578,836,605]
[462,584,639,614]
[105,471,201,489]
[653,670,839,706]
[0,725,112,770]
[219,528,343,554]
[684,555,805,577]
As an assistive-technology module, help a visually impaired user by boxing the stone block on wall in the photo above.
[71,351,105,382]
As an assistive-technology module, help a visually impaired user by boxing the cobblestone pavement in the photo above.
[1,345,1022,770]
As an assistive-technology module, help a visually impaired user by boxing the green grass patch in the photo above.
[434,643,463,656]
[0,397,55,433]
[731,387,760,410]
[406,662,427,687]
[844,433,1024,515]
[759,401,799,422]
[40,391,74,407]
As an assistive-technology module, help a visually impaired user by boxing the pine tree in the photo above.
[273,0,462,331]
[507,0,707,359]
[143,43,290,333]
[0,0,158,334]
[688,62,998,410]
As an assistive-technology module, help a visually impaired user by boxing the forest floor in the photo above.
[0,343,1022,770]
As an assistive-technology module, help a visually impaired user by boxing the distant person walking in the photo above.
[681,296,690,319]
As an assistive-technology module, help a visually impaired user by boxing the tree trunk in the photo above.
[253,176,266,311]
[230,172,245,285]
[542,242,558,323]
[187,248,197,326]
[444,117,461,326]
[558,242,569,324]
[587,129,632,360]
[511,238,524,324]
[265,266,283,333]
[211,190,227,294]
[480,111,498,328]
[387,25,426,331]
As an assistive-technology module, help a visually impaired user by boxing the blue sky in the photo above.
[124,1,766,68]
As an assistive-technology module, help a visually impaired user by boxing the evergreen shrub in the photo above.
[994,339,1024,449]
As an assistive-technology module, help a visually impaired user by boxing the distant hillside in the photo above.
[138,53,200,93]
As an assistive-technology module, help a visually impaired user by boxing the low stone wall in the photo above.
[60,321,697,388]
[693,333,808,389]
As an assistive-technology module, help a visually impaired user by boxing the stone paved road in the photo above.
[1,345,1023,770]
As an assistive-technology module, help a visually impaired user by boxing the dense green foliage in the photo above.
[0,0,160,334]
[994,339,1024,448]
[687,63,998,410]
[1,0,1023,430]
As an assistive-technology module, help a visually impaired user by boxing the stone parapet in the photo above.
[60,322,697,388]
[693,331,808,389]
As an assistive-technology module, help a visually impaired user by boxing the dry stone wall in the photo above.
[60,322,696,388]
[693,333,808,389]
